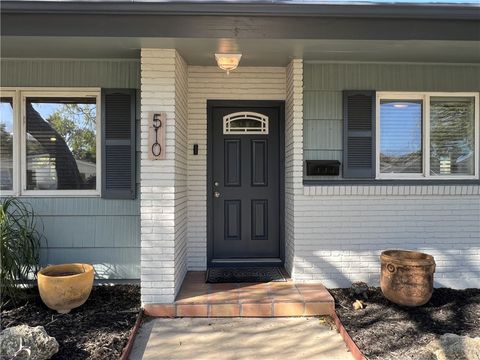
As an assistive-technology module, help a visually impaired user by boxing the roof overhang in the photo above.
[1,2,479,65]
[2,1,479,19]
[2,2,479,41]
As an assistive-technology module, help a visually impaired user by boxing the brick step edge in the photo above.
[119,309,144,360]
[331,311,367,360]
[144,302,333,317]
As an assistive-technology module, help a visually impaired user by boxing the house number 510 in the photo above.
[148,112,166,160]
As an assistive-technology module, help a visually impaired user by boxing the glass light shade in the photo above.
[215,53,242,74]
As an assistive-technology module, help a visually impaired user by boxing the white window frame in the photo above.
[0,87,101,197]
[0,90,20,196]
[376,92,479,180]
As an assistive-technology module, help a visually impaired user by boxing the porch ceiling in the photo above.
[2,37,480,65]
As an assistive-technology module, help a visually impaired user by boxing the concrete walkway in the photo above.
[129,317,354,360]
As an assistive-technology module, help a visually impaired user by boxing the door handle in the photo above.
[213,191,221,198]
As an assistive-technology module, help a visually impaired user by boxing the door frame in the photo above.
[206,100,285,268]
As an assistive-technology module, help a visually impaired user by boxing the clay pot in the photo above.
[380,250,435,307]
[38,263,94,314]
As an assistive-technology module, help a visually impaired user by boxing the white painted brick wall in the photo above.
[173,52,189,296]
[140,49,188,304]
[187,66,286,270]
[293,194,480,288]
[285,59,304,276]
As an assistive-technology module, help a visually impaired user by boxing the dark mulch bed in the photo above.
[1,285,140,360]
[330,287,480,360]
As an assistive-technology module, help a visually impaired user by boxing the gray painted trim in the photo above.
[303,179,480,186]
[206,100,285,268]
[2,2,479,19]
[2,14,479,41]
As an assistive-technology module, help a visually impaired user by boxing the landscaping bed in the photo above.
[1,284,140,360]
[330,287,480,360]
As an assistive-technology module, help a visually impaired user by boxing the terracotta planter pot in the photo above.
[380,250,435,307]
[38,263,94,314]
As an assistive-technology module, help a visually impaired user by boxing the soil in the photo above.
[1,285,140,360]
[330,287,480,360]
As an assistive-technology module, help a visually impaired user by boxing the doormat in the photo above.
[206,267,287,283]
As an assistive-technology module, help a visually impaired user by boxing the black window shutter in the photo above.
[101,89,136,199]
[343,90,376,179]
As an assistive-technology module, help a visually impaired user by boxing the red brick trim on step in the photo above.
[119,309,144,360]
[331,311,367,360]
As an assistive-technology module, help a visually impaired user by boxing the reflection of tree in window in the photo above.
[26,98,96,190]
[0,98,14,190]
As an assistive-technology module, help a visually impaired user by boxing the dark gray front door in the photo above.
[209,102,283,263]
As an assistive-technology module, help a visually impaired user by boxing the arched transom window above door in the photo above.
[223,112,269,135]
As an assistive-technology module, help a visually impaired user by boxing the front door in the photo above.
[208,101,284,265]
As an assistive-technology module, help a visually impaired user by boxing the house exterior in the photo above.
[1,0,479,306]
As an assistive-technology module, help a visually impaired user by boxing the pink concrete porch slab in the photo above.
[144,271,334,318]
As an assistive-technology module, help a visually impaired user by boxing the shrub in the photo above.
[0,197,44,308]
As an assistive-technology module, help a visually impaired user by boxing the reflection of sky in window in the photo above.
[32,102,96,129]
[33,103,58,119]
[0,102,14,133]
[380,101,422,156]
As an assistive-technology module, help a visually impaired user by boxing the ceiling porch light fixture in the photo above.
[215,53,242,74]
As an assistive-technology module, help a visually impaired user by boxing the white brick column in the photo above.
[285,59,304,277]
[140,49,188,304]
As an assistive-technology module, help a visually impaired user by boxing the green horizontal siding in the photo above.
[2,58,141,279]
[0,196,141,279]
[1,59,140,88]
[304,63,480,92]
[40,248,139,280]
[25,197,140,279]
[304,62,480,181]
[39,214,139,248]
[22,197,138,216]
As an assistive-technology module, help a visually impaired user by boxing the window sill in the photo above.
[302,179,480,196]
[303,179,480,186]
[2,191,101,198]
